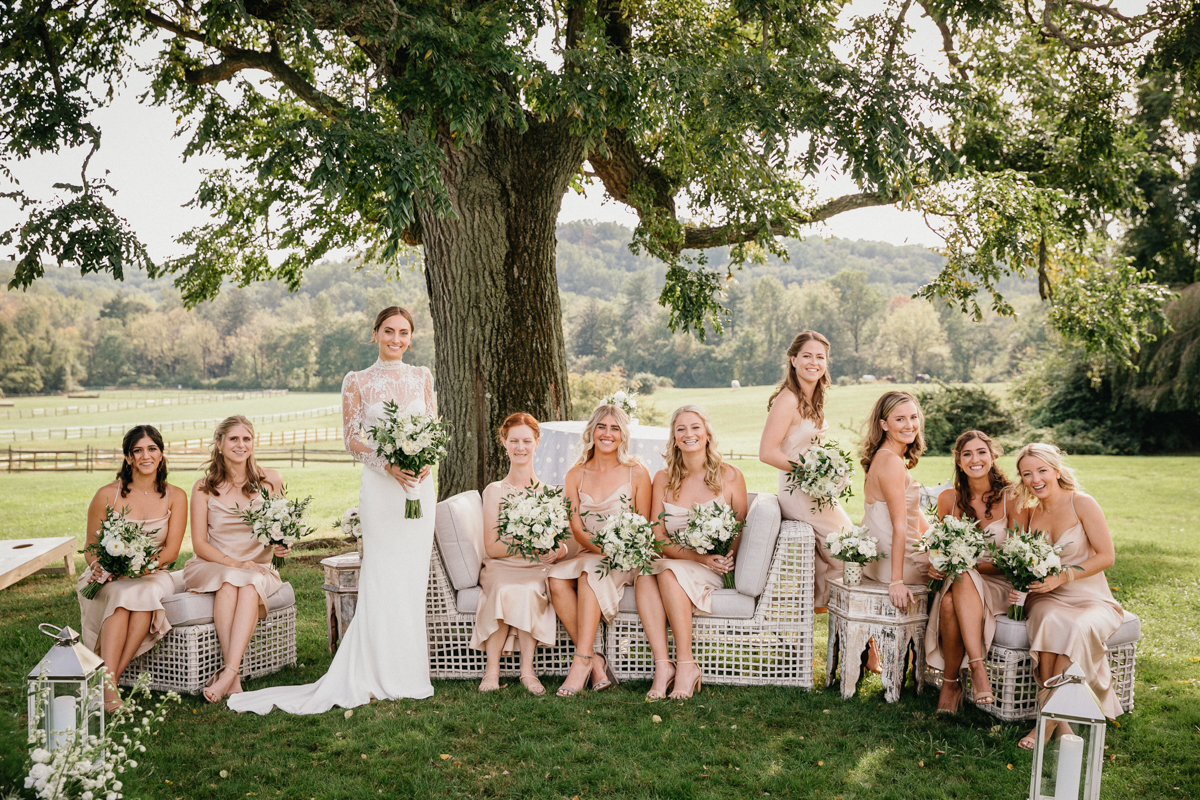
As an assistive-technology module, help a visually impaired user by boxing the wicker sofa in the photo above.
[118,571,296,695]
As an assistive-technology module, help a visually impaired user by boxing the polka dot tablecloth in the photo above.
[535,421,669,485]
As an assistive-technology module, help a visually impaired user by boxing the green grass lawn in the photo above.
[1,400,1198,798]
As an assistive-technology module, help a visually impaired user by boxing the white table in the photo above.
[534,421,669,485]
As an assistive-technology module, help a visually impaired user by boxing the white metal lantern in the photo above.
[26,624,106,752]
[1028,663,1107,800]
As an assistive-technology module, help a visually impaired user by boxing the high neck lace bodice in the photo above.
[342,359,435,471]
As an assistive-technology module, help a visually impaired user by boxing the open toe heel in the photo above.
[935,677,963,715]
[646,659,675,702]
[968,658,995,705]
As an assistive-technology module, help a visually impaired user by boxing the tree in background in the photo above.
[827,269,885,378]
[875,299,948,382]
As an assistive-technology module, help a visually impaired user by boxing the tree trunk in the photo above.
[420,120,584,498]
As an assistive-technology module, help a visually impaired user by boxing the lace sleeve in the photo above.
[422,366,436,417]
[342,371,388,471]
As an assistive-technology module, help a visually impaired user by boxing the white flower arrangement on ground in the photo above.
[988,527,1077,620]
[497,482,573,562]
[363,400,451,518]
[786,439,855,512]
[339,507,362,539]
[599,390,638,418]
[671,501,743,589]
[236,486,316,568]
[24,672,179,800]
[825,524,883,564]
[915,515,990,592]
[588,503,661,576]
[80,507,162,600]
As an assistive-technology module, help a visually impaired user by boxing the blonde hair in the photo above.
[1013,442,1081,508]
[575,404,639,467]
[860,390,926,472]
[200,415,267,498]
[663,405,725,498]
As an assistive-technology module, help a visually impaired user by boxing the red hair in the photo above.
[498,412,540,444]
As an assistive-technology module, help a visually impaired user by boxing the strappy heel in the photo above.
[520,674,546,696]
[479,670,507,693]
[968,658,995,705]
[557,654,593,697]
[203,664,238,704]
[592,651,620,692]
[646,659,675,702]
[669,660,702,700]
[935,677,963,715]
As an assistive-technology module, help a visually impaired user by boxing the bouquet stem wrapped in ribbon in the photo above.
[588,501,661,577]
[81,507,162,600]
[497,481,573,562]
[915,515,989,593]
[363,400,451,519]
[236,486,316,568]
[988,527,1077,620]
[670,501,742,589]
[786,439,854,512]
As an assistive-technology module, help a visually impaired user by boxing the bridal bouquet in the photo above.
[786,439,855,511]
[825,524,883,564]
[589,504,661,576]
[498,482,573,562]
[81,507,162,600]
[988,528,1076,620]
[599,390,638,419]
[915,515,989,593]
[237,486,316,568]
[340,507,362,539]
[363,400,451,518]
[671,501,742,588]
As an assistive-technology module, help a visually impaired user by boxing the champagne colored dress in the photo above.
[1023,494,1124,719]
[183,495,283,618]
[77,493,175,659]
[862,469,929,585]
[651,497,724,615]
[776,415,854,608]
[547,468,636,622]
[925,516,1013,673]
[471,482,560,653]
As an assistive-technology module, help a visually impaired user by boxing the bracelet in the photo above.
[1065,569,1076,583]
[888,580,905,587]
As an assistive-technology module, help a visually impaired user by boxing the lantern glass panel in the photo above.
[1035,724,1094,800]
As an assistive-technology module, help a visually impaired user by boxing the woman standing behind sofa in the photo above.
[79,424,187,710]
[758,330,851,612]
[183,415,289,703]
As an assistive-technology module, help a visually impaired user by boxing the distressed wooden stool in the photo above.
[826,577,930,702]
[320,553,361,653]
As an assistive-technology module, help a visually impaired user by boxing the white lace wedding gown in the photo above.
[229,359,437,714]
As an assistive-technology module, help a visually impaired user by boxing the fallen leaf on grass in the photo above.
[361,754,367,760]
[934,751,945,756]
[1007,764,1013,770]
[818,761,824,766]
[1110,755,1116,762]
[652,715,662,723]
[918,761,924,767]
[453,762,462,767]
[220,771,229,779]
[344,710,353,719]
[439,755,450,761]
[1190,657,1200,663]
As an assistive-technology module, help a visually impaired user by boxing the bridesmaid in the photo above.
[79,425,187,709]
[549,404,653,696]
[637,405,748,701]
[925,430,1014,713]
[861,391,931,607]
[1014,443,1124,748]
[472,413,571,696]
[183,416,289,703]
[758,330,852,612]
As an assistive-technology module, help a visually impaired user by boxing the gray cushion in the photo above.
[161,572,295,627]
[734,493,782,599]
[991,609,1141,651]
[456,586,481,615]
[615,585,756,620]
[434,490,487,591]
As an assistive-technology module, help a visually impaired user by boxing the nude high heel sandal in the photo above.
[557,654,593,697]
[968,658,995,705]
[645,659,675,702]
[935,677,963,715]
[668,660,702,700]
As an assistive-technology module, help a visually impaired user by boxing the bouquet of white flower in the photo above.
[363,400,451,518]
[340,507,362,539]
[237,486,316,568]
[988,527,1076,620]
[785,439,855,512]
[497,482,573,562]
[915,515,990,593]
[670,501,742,588]
[589,503,661,576]
[80,507,162,600]
[825,524,883,564]
[599,390,638,419]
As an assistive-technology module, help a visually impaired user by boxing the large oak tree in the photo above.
[2,0,1194,495]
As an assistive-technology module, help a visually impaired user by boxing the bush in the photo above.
[569,369,667,425]
[915,383,1017,455]
[630,372,669,394]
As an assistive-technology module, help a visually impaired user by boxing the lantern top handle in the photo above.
[1041,662,1106,723]
[38,623,81,646]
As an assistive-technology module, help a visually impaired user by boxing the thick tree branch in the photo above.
[587,129,677,219]
[916,0,969,80]
[1039,0,1152,51]
[679,191,896,251]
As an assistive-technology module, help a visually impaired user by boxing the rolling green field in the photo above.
[0,383,1197,799]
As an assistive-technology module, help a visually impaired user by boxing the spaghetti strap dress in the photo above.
[1023,494,1124,718]
[775,414,854,608]
[650,497,724,615]
[183,496,283,618]
[862,470,929,585]
[546,467,636,622]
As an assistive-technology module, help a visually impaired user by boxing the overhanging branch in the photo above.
[679,191,896,251]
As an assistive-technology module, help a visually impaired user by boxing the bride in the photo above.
[229,306,437,714]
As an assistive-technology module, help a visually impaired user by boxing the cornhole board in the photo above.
[0,538,77,591]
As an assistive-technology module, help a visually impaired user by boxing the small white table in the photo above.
[0,537,76,591]
[534,421,668,485]
[826,577,930,702]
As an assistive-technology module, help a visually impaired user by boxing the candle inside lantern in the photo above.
[49,695,76,751]
[1053,733,1085,800]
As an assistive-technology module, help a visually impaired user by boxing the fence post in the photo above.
[302,444,306,468]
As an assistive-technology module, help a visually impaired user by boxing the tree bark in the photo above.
[420,119,583,498]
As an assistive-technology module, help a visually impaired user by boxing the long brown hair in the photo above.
[200,415,267,498]
[951,430,1009,521]
[116,425,168,498]
[767,330,831,424]
[575,404,639,467]
[860,390,925,472]
[663,405,726,497]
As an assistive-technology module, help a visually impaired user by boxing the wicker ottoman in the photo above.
[826,578,930,702]
[958,610,1140,721]
[118,572,297,694]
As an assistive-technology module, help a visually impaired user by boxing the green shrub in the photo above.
[915,383,1017,455]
